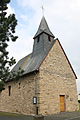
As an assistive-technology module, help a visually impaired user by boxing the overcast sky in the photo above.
[7,0,80,93]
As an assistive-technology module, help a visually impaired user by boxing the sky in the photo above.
[7,0,80,93]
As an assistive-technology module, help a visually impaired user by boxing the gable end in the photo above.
[57,39,77,79]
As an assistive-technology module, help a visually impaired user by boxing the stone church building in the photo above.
[0,16,78,115]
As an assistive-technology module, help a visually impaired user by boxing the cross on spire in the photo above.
[41,5,44,16]
[41,0,44,16]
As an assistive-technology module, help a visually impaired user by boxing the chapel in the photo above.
[0,16,78,115]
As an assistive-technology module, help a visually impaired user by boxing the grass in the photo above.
[79,103,80,111]
[0,111,23,116]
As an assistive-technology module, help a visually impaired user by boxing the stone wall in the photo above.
[39,40,78,115]
[0,73,39,115]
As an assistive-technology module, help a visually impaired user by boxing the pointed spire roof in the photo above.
[34,16,55,38]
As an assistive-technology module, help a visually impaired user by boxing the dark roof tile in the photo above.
[34,16,55,38]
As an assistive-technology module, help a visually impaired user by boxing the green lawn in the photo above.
[0,112,23,116]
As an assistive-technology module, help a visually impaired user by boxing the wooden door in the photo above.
[60,95,65,112]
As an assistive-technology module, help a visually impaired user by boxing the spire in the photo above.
[33,16,55,39]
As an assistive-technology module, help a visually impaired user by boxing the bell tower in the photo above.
[32,16,55,57]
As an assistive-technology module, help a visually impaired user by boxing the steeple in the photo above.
[33,16,55,39]
[32,16,55,57]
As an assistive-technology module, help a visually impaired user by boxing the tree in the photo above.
[0,0,23,87]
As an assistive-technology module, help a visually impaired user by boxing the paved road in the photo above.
[44,112,80,120]
[0,111,80,120]
[65,116,80,120]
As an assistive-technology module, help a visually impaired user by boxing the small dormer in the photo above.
[32,16,55,56]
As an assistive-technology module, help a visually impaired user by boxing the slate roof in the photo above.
[12,40,56,75]
[34,16,55,38]
[12,16,56,76]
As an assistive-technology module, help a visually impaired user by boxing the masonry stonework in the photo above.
[39,40,78,115]
[0,74,39,115]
